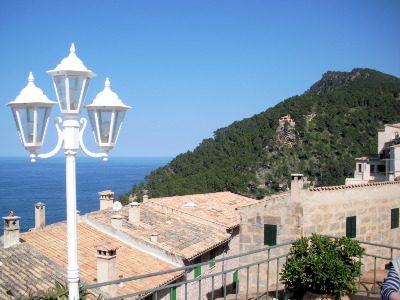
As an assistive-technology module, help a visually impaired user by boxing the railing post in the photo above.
[256,264,260,299]
[267,249,270,299]
[246,267,249,300]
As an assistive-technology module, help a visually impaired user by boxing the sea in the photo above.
[0,156,171,233]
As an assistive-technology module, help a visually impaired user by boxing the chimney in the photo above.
[142,195,149,203]
[291,174,304,203]
[99,190,114,210]
[150,232,158,243]
[96,241,119,297]
[3,211,21,248]
[129,202,140,223]
[34,202,46,229]
[111,215,123,229]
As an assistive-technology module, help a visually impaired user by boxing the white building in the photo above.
[346,123,400,185]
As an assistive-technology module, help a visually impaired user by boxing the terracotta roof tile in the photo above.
[20,223,181,297]
[87,203,231,260]
[149,192,258,229]
[0,243,67,299]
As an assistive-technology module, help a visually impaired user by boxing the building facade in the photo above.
[346,123,400,184]
[238,174,400,292]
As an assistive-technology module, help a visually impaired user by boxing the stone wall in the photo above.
[238,193,298,292]
[179,227,240,299]
[302,182,400,271]
[238,179,400,292]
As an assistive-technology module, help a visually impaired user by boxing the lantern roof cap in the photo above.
[85,78,131,110]
[7,72,56,106]
[47,43,95,76]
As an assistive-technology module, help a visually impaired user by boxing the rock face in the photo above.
[276,120,296,147]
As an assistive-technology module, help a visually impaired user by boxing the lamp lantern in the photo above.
[85,78,131,151]
[6,72,56,154]
[47,43,95,119]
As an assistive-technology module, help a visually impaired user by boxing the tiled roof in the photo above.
[20,223,181,297]
[0,243,67,299]
[87,203,231,260]
[354,155,380,160]
[235,193,290,209]
[387,123,400,128]
[148,192,258,229]
[309,180,400,191]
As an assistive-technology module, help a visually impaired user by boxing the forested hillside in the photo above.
[120,68,400,202]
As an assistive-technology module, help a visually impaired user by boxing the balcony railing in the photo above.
[83,237,400,300]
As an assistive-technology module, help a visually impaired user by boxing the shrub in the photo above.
[280,234,365,299]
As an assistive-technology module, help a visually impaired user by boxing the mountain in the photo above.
[120,68,400,202]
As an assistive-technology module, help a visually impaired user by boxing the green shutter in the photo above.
[209,249,216,268]
[169,282,176,300]
[346,216,356,238]
[264,224,277,246]
[391,208,399,229]
[194,256,201,278]
[233,270,238,291]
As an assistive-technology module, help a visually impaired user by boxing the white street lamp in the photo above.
[7,72,56,156]
[6,43,131,300]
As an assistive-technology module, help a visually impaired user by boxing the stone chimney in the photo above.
[291,174,304,203]
[129,202,140,223]
[99,190,114,210]
[34,202,46,229]
[96,241,119,297]
[3,211,21,248]
[142,195,148,203]
[111,215,123,230]
[150,232,158,243]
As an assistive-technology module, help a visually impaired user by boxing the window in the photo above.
[209,248,216,268]
[264,224,277,246]
[358,164,362,173]
[232,270,238,291]
[145,295,153,300]
[194,256,201,278]
[377,165,386,173]
[391,208,399,229]
[346,216,356,238]
[370,165,375,173]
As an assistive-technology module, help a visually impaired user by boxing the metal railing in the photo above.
[83,237,400,300]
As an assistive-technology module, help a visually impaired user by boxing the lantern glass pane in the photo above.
[99,110,112,143]
[87,110,98,144]
[11,107,21,135]
[82,77,91,105]
[112,111,125,143]
[68,75,86,111]
[37,107,49,143]
[54,75,66,110]
[19,107,35,143]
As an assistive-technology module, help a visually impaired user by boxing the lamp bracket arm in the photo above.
[79,118,108,161]
[33,117,64,161]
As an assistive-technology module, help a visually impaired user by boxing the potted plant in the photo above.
[280,233,365,300]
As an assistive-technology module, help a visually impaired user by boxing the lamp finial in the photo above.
[105,77,110,88]
[70,43,76,54]
[28,72,34,83]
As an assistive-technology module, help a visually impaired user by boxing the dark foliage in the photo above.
[120,68,400,200]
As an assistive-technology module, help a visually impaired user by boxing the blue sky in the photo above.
[1,1,399,157]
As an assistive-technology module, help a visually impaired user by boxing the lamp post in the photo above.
[7,43,131,300]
